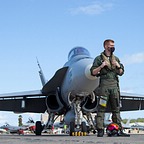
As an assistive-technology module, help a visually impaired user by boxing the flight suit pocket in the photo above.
[99,96,108,107]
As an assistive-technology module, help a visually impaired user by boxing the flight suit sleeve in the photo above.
[90,56,101,76]
[115,57,124,76]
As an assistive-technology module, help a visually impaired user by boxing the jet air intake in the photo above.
[45,90,64,114]
[81,92,98,113]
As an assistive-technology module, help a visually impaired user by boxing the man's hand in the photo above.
[112,60,120,68]
[101,60,110,68]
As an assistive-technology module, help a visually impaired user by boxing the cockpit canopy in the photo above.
[68,47,90,60]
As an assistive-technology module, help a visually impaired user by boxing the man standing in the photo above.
[90,39,130,137]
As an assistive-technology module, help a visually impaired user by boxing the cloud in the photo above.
[69,2,113,15]
[122,52,144,65]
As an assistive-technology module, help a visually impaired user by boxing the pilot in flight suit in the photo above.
[90,39,130,137]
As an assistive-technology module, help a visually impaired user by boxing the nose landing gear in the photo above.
[69,121,88,136]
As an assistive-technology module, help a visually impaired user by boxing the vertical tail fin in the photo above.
[36,58,47,86]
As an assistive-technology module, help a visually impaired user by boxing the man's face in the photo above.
[105,41,115,53]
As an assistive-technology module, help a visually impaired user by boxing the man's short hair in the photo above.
[103,39,114,47]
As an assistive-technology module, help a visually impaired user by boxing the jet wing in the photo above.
[0,67,68,113]
[0,90,43,98]
[120,92,144,111]
[0,90,46,113]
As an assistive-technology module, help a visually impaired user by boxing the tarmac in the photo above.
[0,133,144,144]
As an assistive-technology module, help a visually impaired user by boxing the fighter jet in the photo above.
[22,117,35,132]
[0,47,144,136]
[130,122,144,130]
[0,123,28,134]
[0,128,7,134]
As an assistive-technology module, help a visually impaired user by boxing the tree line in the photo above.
[122,118,144,123]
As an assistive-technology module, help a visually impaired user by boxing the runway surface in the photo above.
[0,134,144,144]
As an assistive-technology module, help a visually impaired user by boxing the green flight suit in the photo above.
[90,52,124,130]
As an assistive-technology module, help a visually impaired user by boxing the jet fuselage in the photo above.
[62,54,99,104]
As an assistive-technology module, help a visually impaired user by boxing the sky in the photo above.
[0,0,144,126]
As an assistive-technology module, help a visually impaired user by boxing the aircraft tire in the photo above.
[35,121,42,135]
[81,121,87,133]
[93,130,96,134]
[69,122,75,136]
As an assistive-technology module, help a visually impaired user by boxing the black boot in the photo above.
[97,129,104,137]
[118,130,130,137]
